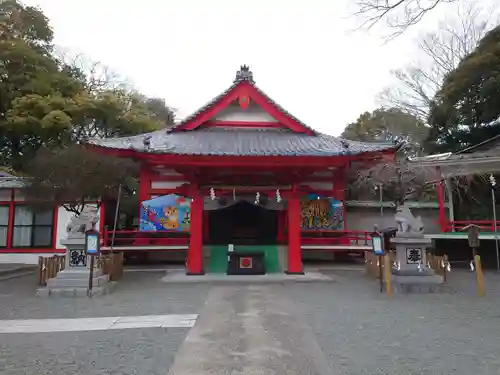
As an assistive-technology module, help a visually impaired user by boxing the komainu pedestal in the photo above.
[37,207,114,297]
[388,206,445,293]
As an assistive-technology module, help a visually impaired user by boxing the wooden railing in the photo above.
[365,251,396,278]
[96,253,124,281]
[301,230,372,245]
[102,228,372,252]
[37,253,124,285]
[445,220,500,232]
[102,229,190,248]
[365,252,449,281]
[38,255,65,286]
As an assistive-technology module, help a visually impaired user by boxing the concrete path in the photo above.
[161,270,333,284]
[168,285,333,375]
[0,314,198,333]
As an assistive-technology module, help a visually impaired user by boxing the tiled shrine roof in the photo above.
[88,66,398,157]
[89,127,397,157]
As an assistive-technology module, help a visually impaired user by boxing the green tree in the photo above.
[427,25,500,153]
[0,0,53,50]
[22,145,138,215]
[0,43,85,167]
[0,1,174,169]
[342,107,429,156]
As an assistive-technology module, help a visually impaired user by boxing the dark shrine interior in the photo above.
[208,200,278,245]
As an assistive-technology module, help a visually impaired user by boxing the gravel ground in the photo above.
[2,268,500,374]
[0,271,210,320]
[0,328,188,375]
[286,270,500,375]
[0,271,209,375]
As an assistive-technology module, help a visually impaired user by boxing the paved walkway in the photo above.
[3,270,500,374]
[168,285,333,375]
[0,314,198,333]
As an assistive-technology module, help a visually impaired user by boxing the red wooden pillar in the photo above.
[436,180,447,232]
[6,188,15,248]
[286,186,303,274]
[334,168,347,230]
[138,165,151,217]
[187,183,204,275]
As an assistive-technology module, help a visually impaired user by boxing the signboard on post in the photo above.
[462,224,480,249]
[85,229,100,297]
[371,232,385,293]
[85,229,101,255]
[371,233,385,256]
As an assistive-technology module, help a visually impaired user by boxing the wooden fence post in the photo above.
[443,255,448,283]
[475,254,485,297]
[383,254,392,297]
[38,256,43,285]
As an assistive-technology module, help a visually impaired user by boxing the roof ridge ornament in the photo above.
[234,65,254,83]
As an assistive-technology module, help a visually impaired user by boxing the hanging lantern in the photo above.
[255,192,260,204]
[209,188,216,201]
[276,189,281,203]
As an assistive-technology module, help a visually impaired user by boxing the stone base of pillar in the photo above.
[37,268,115,298]
[186,271,205,276]
[284,271,305,275]
[388,274,447,293]
[389,233,447,293]
[37,236,115,298]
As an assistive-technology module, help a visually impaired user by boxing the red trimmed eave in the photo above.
[170,81,316,135]
[87,143,399,169]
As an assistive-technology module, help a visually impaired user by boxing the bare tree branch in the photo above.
[378,1,499,119]
[52,47,133,93]
[348,153,484,206]
[353,0,458,38]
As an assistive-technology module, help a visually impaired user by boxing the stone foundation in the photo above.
[37,268,116,297]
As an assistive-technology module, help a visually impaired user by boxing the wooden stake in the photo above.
[474,254,485,297]
[383,254,392,297]
[443,255,448,283]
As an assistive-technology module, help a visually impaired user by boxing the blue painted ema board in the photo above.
[372,235,384,255]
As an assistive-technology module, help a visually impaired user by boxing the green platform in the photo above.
[208,245,281,274]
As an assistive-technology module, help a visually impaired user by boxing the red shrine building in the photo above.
[87,66,400,274]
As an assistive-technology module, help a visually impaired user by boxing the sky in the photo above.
[22,0,472,135]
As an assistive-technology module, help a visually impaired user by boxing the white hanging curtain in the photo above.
[13,206,33,247]
[0,206,9,247]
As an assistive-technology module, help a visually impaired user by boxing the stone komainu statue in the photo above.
[66,206,99,238]
[394,205,424,234]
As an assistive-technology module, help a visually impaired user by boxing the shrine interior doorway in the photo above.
[208,200,278,245]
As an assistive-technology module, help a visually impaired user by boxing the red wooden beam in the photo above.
[171,81,315,135]
[203,120,284,129]
[89,144,398,169]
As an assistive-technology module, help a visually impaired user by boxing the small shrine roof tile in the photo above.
[88,127,397,157]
